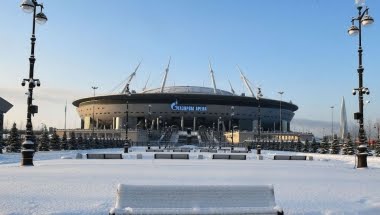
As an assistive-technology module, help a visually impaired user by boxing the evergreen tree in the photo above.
[295,139,303,152]
[278,141,283,151]
[346,133,355,155]
[6,123,21,153]
[303,139,310,152]
[289,140,295,151]
[68,131,77,150]
[60,131,68,150]
[0,132,4,154]
[49,129,61,151]
[375,138,380,157]
[38,127,50,151]
[319,136,329,154]
[330,135,340,154]
[88,136,95,149]
[310,138,319,153]
[95,137,102,149]
[342,138,349,155]
[77,135,84,150]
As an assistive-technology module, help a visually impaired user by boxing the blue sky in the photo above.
[1,0,379,136]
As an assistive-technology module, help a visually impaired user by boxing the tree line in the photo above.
[0,123,124,153]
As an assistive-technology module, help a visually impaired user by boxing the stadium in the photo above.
[71,62,299,144]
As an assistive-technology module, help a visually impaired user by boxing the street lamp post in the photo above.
[330,106,334,140]
[20,0,48,166]
[91,86,98,138]
[230,106,235,149]
[278,91,284,133]
[374,123,380,140]
[212,122,215,148]
[348,0,374,168]
[124,101,129,153]
[256,88,263,145]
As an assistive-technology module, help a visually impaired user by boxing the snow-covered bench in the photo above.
[154,153,189,159]
[86,154,122,159]
[109,184,283,215]
[231,150,248,153]
[273,155,307,160]
[212,154,246,160]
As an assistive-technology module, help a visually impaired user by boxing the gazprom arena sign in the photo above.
[170,100,207,112]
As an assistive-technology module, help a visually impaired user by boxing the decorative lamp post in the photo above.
[147,104,152,140]
[330,106,334,141]
[348,0,374,168]
[374,123,380,140]
[256,88,263,145]
[91,86,98,138]
[124,100,129,153]
[20,0,48,166]
[230,106,235,149]
[278,91,284,133]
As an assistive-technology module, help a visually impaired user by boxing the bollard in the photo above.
[256,144,261,155]
[123,141,129,153]
[356,145,368,168]
[247,145,252,152]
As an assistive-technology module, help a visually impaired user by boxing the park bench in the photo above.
[200,149,218,153]
[146,149,165,152]
[154,153,189,159]
[109,184,284,215]
[86,154,123,159]
[273,155,307,160]
[212,154,246,160]
[173,149,191,152]
[231,150,248,153]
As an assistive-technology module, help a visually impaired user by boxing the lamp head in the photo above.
[362,14,374,26]
[348,25,359,36]
[35,11,48,24]
[352,89,357,95]
[20,0,34,13]
[355,0,365,7]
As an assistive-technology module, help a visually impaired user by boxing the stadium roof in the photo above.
[141,86,234,96]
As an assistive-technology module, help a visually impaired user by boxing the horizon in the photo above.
[1,0,379,138]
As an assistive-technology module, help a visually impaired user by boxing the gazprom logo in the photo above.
[170,100,207,112]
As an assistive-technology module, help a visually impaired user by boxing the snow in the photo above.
[1,148,380,215]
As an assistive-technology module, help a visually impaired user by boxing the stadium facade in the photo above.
[72,62,298,138]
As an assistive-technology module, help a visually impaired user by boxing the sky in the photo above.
[0,0,379,137]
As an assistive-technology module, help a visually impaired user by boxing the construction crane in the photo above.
[121,61,142,94]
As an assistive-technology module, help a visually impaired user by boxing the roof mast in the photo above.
[142,72,151,92]
[237,65,255,97]
[121,61,142,94]
[228,80,236,95]
[209,60,217,94]
[160,57,171,93]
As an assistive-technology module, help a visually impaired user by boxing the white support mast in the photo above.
[237,65,255,97]
[142,72,151,91]
[228,80,236,95]
[121,61,142,94]
[209,60,217,94]
[160,57,171,93]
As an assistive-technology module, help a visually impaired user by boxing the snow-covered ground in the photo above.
[1,147,380,215]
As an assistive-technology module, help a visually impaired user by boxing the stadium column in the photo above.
[193,117,196,131]
[181,116,184,131]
